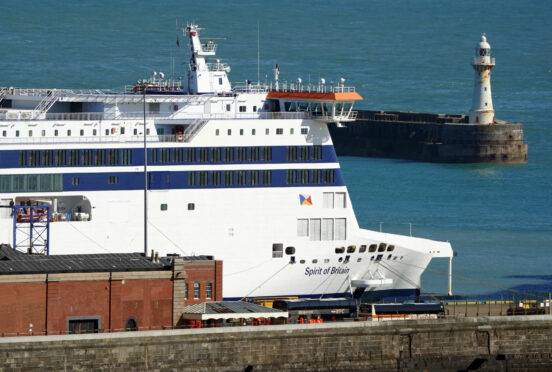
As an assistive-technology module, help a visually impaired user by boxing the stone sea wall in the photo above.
[1,315,551,371]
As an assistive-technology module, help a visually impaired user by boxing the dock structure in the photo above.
[330,110,528,163]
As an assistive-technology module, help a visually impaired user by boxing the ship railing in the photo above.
[205,62,229,72]
[201,42,217,53]
[0,134,181,145]
[6,88,114,97]
[270,82,356,93]
[232,83,270,94]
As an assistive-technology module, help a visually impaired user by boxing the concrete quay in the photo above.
[1,315,551,371]
[330,110,528,164]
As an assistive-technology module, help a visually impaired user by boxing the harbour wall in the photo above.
[330,110,528,163]
[1,315,551,371]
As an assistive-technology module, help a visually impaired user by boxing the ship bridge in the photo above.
[266,84,362,125]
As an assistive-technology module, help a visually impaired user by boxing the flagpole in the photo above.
[143,85,148,257]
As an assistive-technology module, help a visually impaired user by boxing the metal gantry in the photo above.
[13,205,50,255]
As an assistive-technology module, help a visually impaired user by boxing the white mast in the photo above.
[469,34,496,125]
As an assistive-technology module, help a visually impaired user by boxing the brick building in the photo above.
[0,244,222,336]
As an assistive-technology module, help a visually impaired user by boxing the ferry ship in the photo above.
[0,24,453,301]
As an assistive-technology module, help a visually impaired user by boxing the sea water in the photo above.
[1,0,550,297]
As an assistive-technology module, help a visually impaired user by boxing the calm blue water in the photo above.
[1,0,551,296]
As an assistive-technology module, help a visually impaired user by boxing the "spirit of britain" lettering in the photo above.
[304,266,350,277]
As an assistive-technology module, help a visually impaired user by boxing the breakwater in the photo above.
[1,315,551,371]
[330,110,528,163]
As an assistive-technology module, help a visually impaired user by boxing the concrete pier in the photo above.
[330,110,528,163]
[1,315,551,371]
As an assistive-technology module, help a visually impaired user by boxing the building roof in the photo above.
[0,244,212,275]
[180,301,288,320]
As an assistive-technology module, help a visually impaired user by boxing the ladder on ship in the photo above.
[182,119,208,142]
[32,90,58,119]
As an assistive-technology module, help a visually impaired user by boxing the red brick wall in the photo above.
[0,282,46,336]
[179,261,222,305]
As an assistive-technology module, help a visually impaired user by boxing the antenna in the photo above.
[257,21,260,86]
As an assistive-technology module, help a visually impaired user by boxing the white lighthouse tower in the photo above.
[469,34,496,124]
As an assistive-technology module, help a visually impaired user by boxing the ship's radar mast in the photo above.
[469,34,495,124]
[185,24,232,94]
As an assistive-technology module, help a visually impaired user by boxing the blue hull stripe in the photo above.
[223,288,420,302]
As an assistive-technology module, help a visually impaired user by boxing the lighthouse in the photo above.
[469,34,496,124]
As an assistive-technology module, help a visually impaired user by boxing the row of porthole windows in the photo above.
[334,243,395,254]
[215,127,309,136]
[272,242,400,261]
[291,255,404,265]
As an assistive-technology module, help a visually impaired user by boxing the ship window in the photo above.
[285,247,296,255]
[108,175,119,184]
[173,148,183,162]
[193,282,200,299]
[28,130,32,137]
[81,150,93,166]
[42,150,54,166]
[72,177,80,186]
[133,128,137,135]
[237,147,247,161]
[297,219,308,237]
[185,148,195,162]
[120,127,125,135]
[249,147,259,161]
[29,150,40,166]
[212,171,221,186]
[311,170,322,184]
[18,151,27,167]
[198,171,208,186]
[188,203,195,210]
[387,254,392,260]
[387,245,395,252]
[309,219,321,241]
[253,106,257,112]
[211,147,221,162]
[261,170,271,185]
[216,129,219,136]
[357,258,362,262]
[323,169,335,184]
[359,245,367,253]
[240,129,244,135]
[376,254,383,261]
[347,245,356,253]
[108,149,119,165]
[324,258,329,263]
[335,218,346,240]
[286,147,297,161]
[156,128,164,135]
[67,130,72,136]
[312,259,318,264]
[272,243,283,258]
[276,128,283,135]
[223,148,233,162]
[2,130,5,137]
[285,170,296,184]
[41,130,45,136]
[249,170,259,185]
[335,247,345,254]
[299,146,309,160]
[55,150,66,166]
[15,130,20,137]
[301,128,308,135]
[93,129,97,136]
[239,106,246,112]
[149,103,160,114]
[299,169,309,184]
[265,128,269,135]
[94,150,106,166]
[312,145,322,161]
[335,192,346,208]
[188,172,195,186]
[299,259,305,264]
[236,170,247,185]
[120,149,132,165]
[226,104,231,112]
[378,243,387,252]
[54,130,58,136]
[368,244,377,252]
[80,129,84,136]
[146,129,150,135]
[227,129,231,135]
[223,171,233,185]
[370,256,375,261]
[322,219,334,240]
[323,192,334,208]
[68,150,79,166]
[198,148,208,162]
[219,78,223,85]
[252,129,256,135]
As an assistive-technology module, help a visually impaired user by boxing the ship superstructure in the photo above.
[0,24,453,300]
